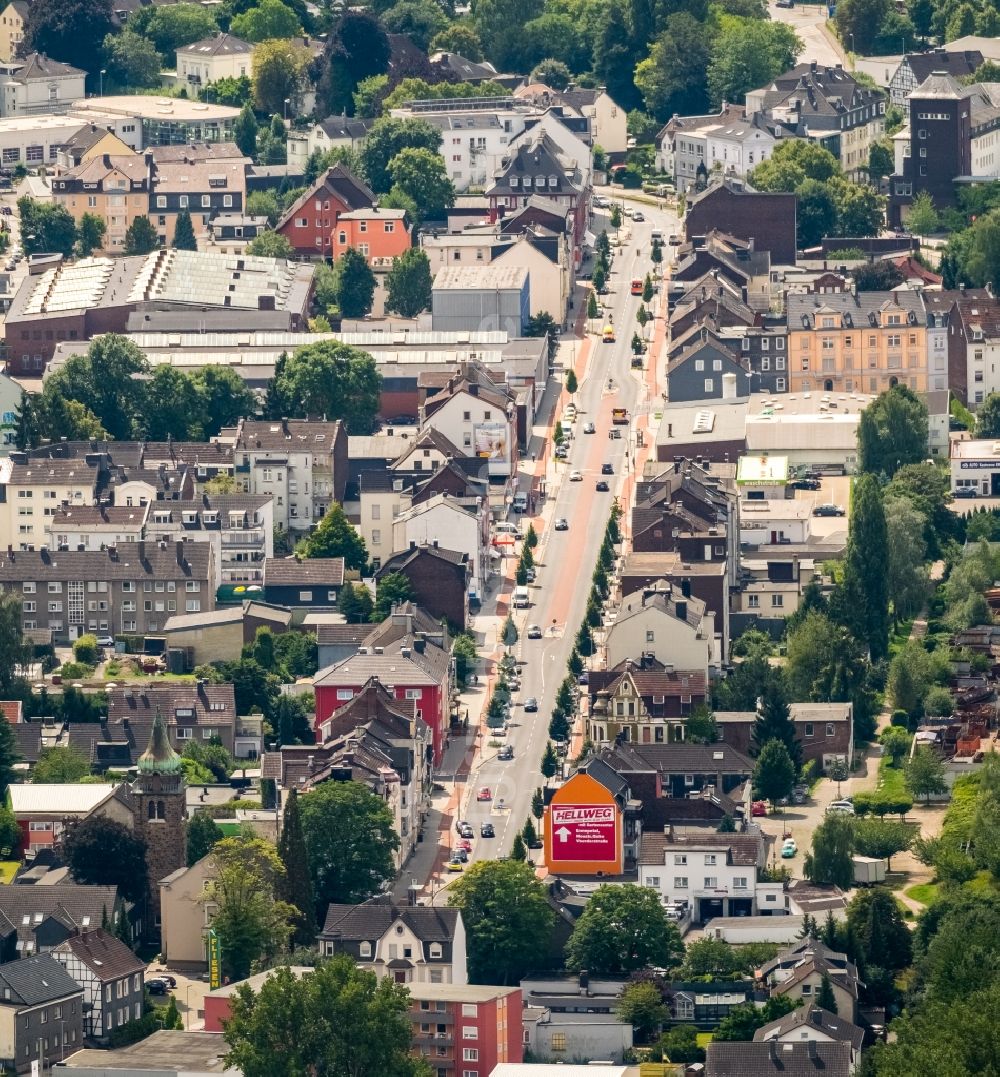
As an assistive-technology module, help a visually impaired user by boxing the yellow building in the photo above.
[51,154,150,253]
[55,124,136,170]
[785,290,928,395]
[0,1,26,63]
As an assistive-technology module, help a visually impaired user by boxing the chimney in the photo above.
[675,600,688,621]
[807,1042,819,1060]
[810,1007,823,1026]
[137,540,146,562]
[407,884,420,906]
[176,540,185,565]
[681,579,691,598]
[414,638,426,654]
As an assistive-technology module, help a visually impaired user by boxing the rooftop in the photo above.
[9,784,118,815]
[72,96,240,123]
[432,264,529,291]
[62,1031,232,1072]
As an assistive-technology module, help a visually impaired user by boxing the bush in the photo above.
[853,792,874,817]
[58,661,95,680]
[891,709,910,728]
[72,634,100,665]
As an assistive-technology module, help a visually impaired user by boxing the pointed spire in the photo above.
[138,710,182,775]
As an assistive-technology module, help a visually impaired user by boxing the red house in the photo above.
[313,604,452,765]
[407,984,522,1075]
[274,164,375,257]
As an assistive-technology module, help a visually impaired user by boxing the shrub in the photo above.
[72,634,100,665]
[58,661,95,680]
[891,710,910,728]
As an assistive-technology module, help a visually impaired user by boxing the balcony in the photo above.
[221,530,264,548]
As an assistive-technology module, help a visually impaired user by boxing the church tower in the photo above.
[133,711,186,938]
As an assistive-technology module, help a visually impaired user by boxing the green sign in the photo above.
[207,928,222,990]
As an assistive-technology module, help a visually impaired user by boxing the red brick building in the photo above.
[332,207,413,264]
[274,164,375,257]
[409,983,522,1077]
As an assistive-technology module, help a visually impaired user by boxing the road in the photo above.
[431,200,679,897]
[767,0,847,70]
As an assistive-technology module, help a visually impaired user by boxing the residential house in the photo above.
[0,54,86,117]
[176,34,254,95]
[274,165,376,257]
[785,290,928,394]
[737,557,814,618]
[923,291,953,400]
[431,264,530,338]
[51,930,144,1042]
[0,883,127,958]
[313,603,452,765]
[936,286,1000,406]
[761,940,861,1022]
[407,984,522,1075]
[160,601,292,671]
[221,418,348,533]
[206,212,269,254]
[738,498,812,547]
[148,144,249,246]
[684,180,797,266]
[286,115,373,171]
[585,661,708,746]
[54,124,136,170]
[262,556,344,611]
[561,86,627,155]
[106,682,238,756]
[318,896,468,986]
[595,739,754,801]
[714,702,854,770]
[745,61,886,178]
[10,785,133,854]
[429,51,500,84]
[604,582,717,676]
[492,232,570,327]
[667,328,751,403]
[755,1005,865,1073]
[707,1042,853,1077]
[889,47,984,113]
[667,980,755,1026]
[332,207,412,267]
[158,855,215,970]
[0,954,83,1073]
[0,453,103,551]
[392,493,489,603]
[673,231,773,311]
[0,2,26,63]
[46,505,147,552]
[638,827,782,923]
[376,544,470,631]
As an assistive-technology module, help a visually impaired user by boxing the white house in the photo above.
[738,499,812,547]
[604,585,716,677]
[51,930,145,1042]
[0,53,85,117]
[287,115,373,171]
[638,829,783,923]
[176,34,254,94]
[656,106,777,192]
[392,493,489,600]
[562,87,628,155]
[755,1006,865,1073]
[493,234,570,325]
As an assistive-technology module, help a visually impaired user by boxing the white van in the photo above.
[651,229,664,243]
[512,492,528,514]
[494,522,522,538]
[512,586,530,608]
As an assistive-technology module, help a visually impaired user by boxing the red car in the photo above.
[751,800,768,817]
[459,839,473,852]
[477,787,492,802]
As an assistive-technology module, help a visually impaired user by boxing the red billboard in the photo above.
[549,803,618,863]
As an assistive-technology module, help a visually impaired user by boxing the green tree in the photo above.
[300,781,398,907]
[448,860,553,984]
[382,0,448,50]
[429,23,484,60]
[907,190,939,234]
[33,747,90,784]
[63,816,148,903]
[884,496,930,620]
[73,633,100,665]
[246,230,294,258]
[830,176,885,237]
[186,812,224,866]
[634,13,711,120]
[339,583,374,623]
[361,117,442,194]
[17,198,78,257]
[867,137,894,181]
[76,212,107,258]
[251,38,310,115]
[752,679,801,769]
[651,1024,704,1064]
[222,959,427,1077]
[385,248,431,318]
[541,741,558,778]
[233,102,259,158]
[172,209,197,251]
[976,392,1000,438]
[372,572,414,621]
[617,981,667,1039]
[143,365,207,440]
[835,473,890,662]
[231,0,300,40]
[474,0,543,70]
[857,386,927,476]
[834,0,890,52]
[316,11,391,116]
[277,789,317,947]
[905,744,948,802]
[521,817,538,848]
[302,504,367,570]
[750,134,841,192]
[272,341,381,433]
[192,365,257,436]
[804,813,855,889]
[0,806,19,856]
[123,215,159,255]
[135,3,217,54]
[530,58,572,89]
[23,0,114,81]
[707,16,802,107]
[102,29,163,89]
[713,995,799,1041]
[510,832,527,861]
[565,884,683,976]
[796,178,839,248]
[846,885,912,972]
[852,817,913,870]
[753,738,796,805]
[332,248,377,318]
[388,147,455,223]
[817,974,838,1013]
[880,724,912,766]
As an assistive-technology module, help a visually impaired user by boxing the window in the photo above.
[733,876,748,889]
[804,723,814,737]
[704,876,717,888]
[462,1027,478,1040]
[359,941,372,957]
[463,1049,479,1061]
[462,1004,477,1017]
[826,723,836,736]
[704,378,714,393]
[674,854,687,865]
[179,195,188,208]
[704,854,717,865]
[551,1033,567,1052]
[646,875,660,887]
[771,594,784,607]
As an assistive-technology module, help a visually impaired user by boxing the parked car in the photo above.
[450,848,468,863]
[782,838,797,858]
[813,503,846,517]
[555,517,569,530]
[826,800,855,815]
[596,480,610,491]
[481,822,496,837]
[527,624,543,639]
[96,635,115,648]
[668,234,681,245]
[523,697,538,712]
[792,478,821,491]
[954,487,978,499]
[578,671,589,685]
[751,800,768,817]
[445,858,465,872]
[570,469,583,482]
[477,787,492,801]
[525,567,536,583]
[632,210,645,222]
[498,745,514,760]
[583,421,596,434]
[555,444,569,459]
[609,428,622,439]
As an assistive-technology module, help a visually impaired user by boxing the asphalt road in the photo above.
[767,0,847,70]
[434,203,679,891]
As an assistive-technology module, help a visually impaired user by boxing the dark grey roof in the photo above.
[11,53,84,79]
[318,115,373,141]
[177,33,253,57]
[0,954,82,1007]
[906,48,983,83]
[786,289,925,330]
[755,1005,865,1052]
[378,544,469,576]
[56,929,144,982]
[602,741,754,775]
[0,885,120,951]
[264,557,345,588]
[707,1041,852,1077]
[320,895,460,942]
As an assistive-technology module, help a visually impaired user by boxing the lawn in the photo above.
[0,862,17,884]
[877,757,910,797]
[905,882,940,907]
[888,620,916,659]
[696,1033,713,1048]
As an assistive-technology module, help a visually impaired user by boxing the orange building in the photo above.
[332,207,413,265]
[543,770,624,876]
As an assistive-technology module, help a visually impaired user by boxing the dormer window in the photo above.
[548,175,558,187]
[509,176,519,188]
[359,941,372,957]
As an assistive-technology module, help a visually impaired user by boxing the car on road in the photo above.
[596,480,610,491]
[751,800,768,816]
[954,487,978,498]
[147,978,170,996]
[668,233,681,245]
[569,469,583,482]
[776,0,794,7]
[525,567,536,582]
[450,848,468,862]
[498,745,514,760]
[96,635,115,648]
[609,428,621,439]
[583,421,596,433]
[792,478,821,491]
[632,210,645,222]
[555,517,569,530]
[458,838,473,852]
[523,696,538,712]
[481,822,495,837]
[458,822,474,838]
[445,858,464,872]
[593,195,610,208]
[527,624,543,639]
[826,800,855,815]
[477,787,492,801]
[601,462,614,474]
[813,503,846,517]
[555,444,569,459]
[782,838,797,858]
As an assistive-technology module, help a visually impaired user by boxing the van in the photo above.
[512,586,530,608]
[494,522,522,537]
[651,229,664,243]
[512,493,528,513]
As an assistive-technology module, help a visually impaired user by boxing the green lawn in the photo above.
[696,1033,713,1048]
[888,620,916,658]
[905,883,940,907]
[0,862,17,884]
[878,757,910,797]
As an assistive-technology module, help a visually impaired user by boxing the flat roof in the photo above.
[406,982,521,1002]
[433,264,529,290]
[952,438,1000,459]
[62,1031,233,1072]
[205,965,312,1000]
[737,454,788,484]
[739,498,813,520]
[72,96,240,122]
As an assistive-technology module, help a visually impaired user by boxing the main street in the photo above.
[429,200,679,900]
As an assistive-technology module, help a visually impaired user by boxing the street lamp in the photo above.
[283,98,290,122]
[100,69,106,97]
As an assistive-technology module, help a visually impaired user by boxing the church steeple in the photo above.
[138,710,182,776]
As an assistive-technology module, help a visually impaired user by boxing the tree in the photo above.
[23,0,114,82]
[532,788,544,819]
[817,974,838,1013]
[858,384,930,478]
[880,725,912,767]
[231,0,300,40]
[388,147,455,223]
[754,739,796,806]
[884,496,930,621]
[361,117,441,194]
[752,679,801,769]
[316,11,391,116]
[123,215,159,255]
[474,0,543,71]
[332,248,377,319]
[192,365,257,436]
[76,212,107,258]
[0,806,19,856]
[510,832,527,861]
[713,995,799,1041]
[133,3,218,54]
[73,633,100,665]
[429,23,484,60]
[521,817,538,849]
[976,392,1000,438]
[186,812,224,867]
[830,176,885,237]
[805,813,855,889]
[222,959,426,1077]
[276,789,317,948]
[834,0,890,52]
[635,13,710,120]
[302,504,367,569]
[33,747,90,784]
[707,17,802,107]
[382,0,448,50]
[587,291,599,323]
[565,885,683,976]
[867,137,894,182]
[300,781,398,907]
[795,178,839,248]
[565,370,578,400]
[907,190,938,234]
[846,885,912,972]
[272,340,381,433]
[143,365,207,441]
[385,248,431,318]
[449,860,553,984]
[652,1024,704,1064]
[540,741,558,778]
[618,981,667,1039]
[102,29,162,89]
[852,818,913,870]
[233,102,259,159]
[530,58,572,89]
[905,745,947,802]
[252,38,310,115]
[245,230,294,258]
[17,198,78,258]
[339,583,374,623]
[835,474,890,662]
[372,572,413,622]
[63,816,148,903]
[172,209,197,251]
[750,132,841,192]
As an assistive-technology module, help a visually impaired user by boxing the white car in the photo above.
[826,800,855,816]
[569,470,583,482]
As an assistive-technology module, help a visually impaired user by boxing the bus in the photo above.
[602,325,615,343]
[630,278,643,295]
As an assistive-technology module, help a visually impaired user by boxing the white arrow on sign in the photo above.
[555,826,571,841]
